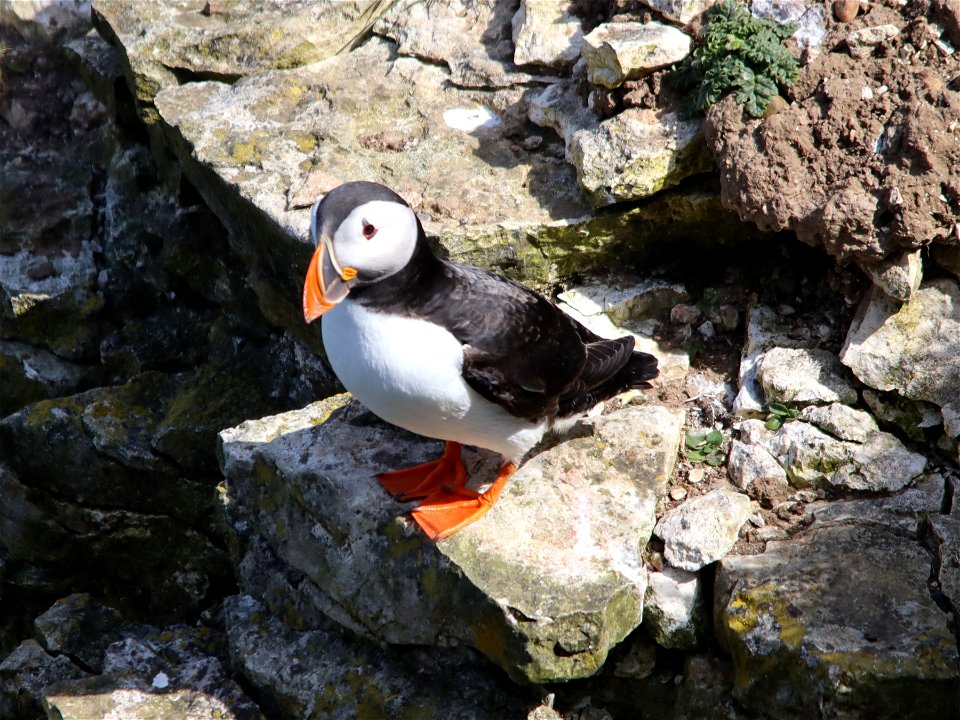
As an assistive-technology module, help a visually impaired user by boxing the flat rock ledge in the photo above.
[218,395,684,684]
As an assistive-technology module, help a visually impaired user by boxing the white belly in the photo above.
[321,301,544,461]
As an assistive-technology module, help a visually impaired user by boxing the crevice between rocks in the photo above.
[918,472,960,654]
[164,64,242,86]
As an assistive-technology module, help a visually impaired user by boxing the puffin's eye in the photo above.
[361,222,377,239]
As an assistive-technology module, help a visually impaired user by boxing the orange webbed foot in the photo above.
[411,462,516,541]
[377,441,466,501]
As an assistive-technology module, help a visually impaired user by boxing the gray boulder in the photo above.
[219,397,684,683]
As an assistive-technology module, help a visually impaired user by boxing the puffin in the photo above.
[303,181,659,541]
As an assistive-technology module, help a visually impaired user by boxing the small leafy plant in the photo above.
[672,1,799,117]
[685,429,726,466]
[764,402,800,431]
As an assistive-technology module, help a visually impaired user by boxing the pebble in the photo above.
[669,486,688,501]
[833,0,860,23]
[670,302,701,325]
[687,467,705,485]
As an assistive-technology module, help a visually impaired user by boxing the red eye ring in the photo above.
[362,222,377,239]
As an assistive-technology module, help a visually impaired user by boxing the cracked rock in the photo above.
[219,398,684,683]
[654,490,753,571]
[756,347,858,406]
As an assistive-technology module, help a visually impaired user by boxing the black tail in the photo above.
[557,337,659,418]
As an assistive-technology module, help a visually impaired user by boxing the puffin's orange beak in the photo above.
[302,238,357,323]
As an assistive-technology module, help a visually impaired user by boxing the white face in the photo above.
[329,200,419,284]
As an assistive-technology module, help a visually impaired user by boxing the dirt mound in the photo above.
[703,0,960,269]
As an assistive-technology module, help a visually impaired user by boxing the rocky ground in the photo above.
[1,1,959,719]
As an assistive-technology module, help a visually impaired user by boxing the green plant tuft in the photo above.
[685,429,726,466]
[764,402,800,431]
[671,1,799,118]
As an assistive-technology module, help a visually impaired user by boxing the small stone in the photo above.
[833,0,860,22]
[847,24,901,58]
[522,135,543,150]
[727,439,787,491]
[697,320,715,338]
[670,302,702,325]
[655,490,753,571]
[669,486,688,501]
[687,466,705,484]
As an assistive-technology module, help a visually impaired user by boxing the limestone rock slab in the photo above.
[643,566,705,649]
[734,305,810,416]
[654,490,753,571]
[218,398,684,683]
[755,347,858,406]
[842,279,960,412]
[375,0,537,88]
[512,0,583,68]
[640,0,718,24]
[716,524,960,718]
[223,594,520,720]
[569,108,713,207]
[764,420,926,492]
[797,402,878,443]
[581,22,691,88]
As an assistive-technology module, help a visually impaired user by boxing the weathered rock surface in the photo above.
[224,594,526,720]
[842,279,960,425]
[762,417,926,492]
[716,487,960,719]
[643,566,705,649]
[1,594,263,720]
[655,490,753,571]
[755,346,858,406]
[512,0,583,69]
[219,397,684,683]
[581,22,691,88]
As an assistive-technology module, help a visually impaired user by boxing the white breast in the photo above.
[321,301,545,462]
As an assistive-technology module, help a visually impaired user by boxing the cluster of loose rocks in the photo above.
[2,1,959,719]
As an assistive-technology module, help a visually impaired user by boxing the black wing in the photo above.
[419,264,658,421]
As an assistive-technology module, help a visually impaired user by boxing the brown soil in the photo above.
[702,0,960,268]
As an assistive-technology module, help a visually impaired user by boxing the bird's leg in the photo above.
[376,441,467,501]
[411,461,517,541]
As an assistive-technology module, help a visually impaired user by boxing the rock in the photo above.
[929,514,960,616]
[0,339,87,416]
[33,594,140,674]
[375,0,537,88]
[558,277,690,324]
[797,402,879,443]
[556,290,689,385]
[0,639,89,720]
[727,439,787,490]
[755,347,858,406]
[43,681,261,720]
[580,22,691,89]
[223,594,524,720]
[641,0,718,24]
[846,23,901,58]
[862,388,942,443]
[813,472,946,536]
[568,108,713,207]
[764,420,926,492]
[2,0,92,41]
[32,597,264,720]
[716,523,960,718]
[752,0,828,49]
[733,305,810,416]
[841,279,960,415]
[654,490,753,571]
[643,566,705,649]
[864,249,923,302]
[612,638,657,679]
[219,399,684,683]
[512,0,583,69]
